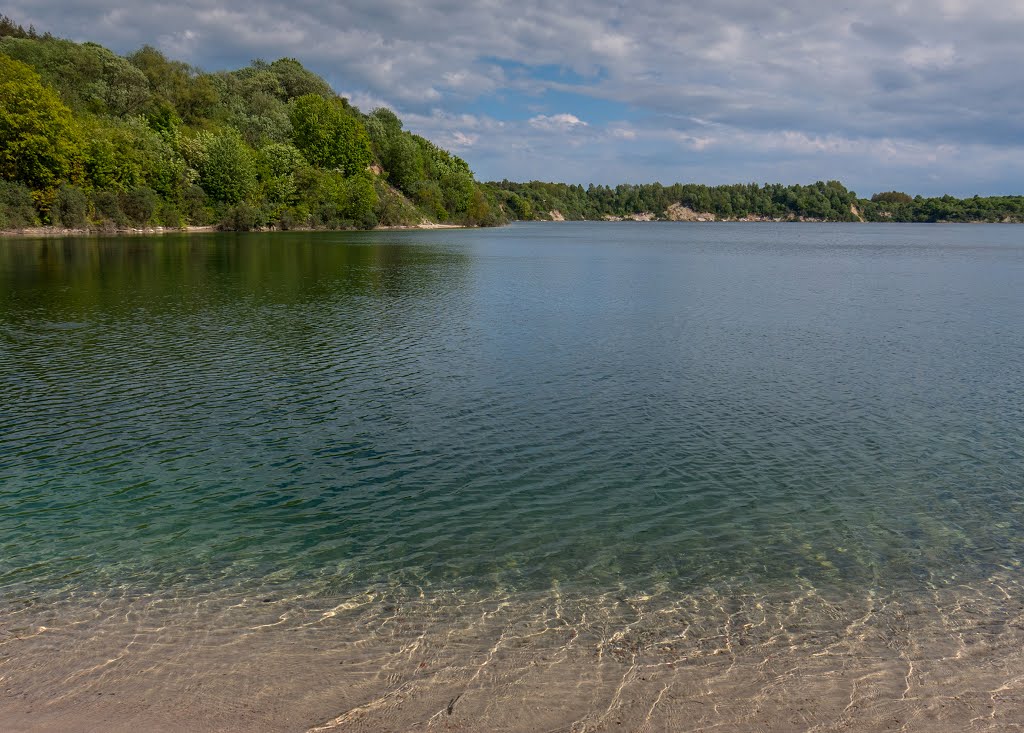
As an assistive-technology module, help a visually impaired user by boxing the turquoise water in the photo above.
[2,223,1023,604]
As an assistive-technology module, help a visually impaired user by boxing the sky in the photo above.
[9,0,1024,196]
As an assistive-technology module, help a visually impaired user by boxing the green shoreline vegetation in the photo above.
[1,16,1022,234]
[0,17,504,233]
[488,181,1024,223]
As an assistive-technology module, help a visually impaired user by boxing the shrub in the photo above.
[54,183,88,228]
[90,189,126,227]
[220,202,262,231]
[159,201,183,228]
[121,185,159,226]
[275,206,306,230]
[0,180,38,228]
[180,184,212,225]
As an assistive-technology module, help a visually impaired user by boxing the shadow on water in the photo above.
[0,231,470,310]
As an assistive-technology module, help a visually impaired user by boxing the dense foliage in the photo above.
[487,180,1024,223]
[0,21,505,230]
[858,194,1024,222]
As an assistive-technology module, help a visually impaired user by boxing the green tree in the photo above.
[269,58,334,101]
[195,129,256,204]
[412,180,446,220]
[384,135,424,193]
[0,53,79,193]
[440,170,474,217]
[255,142,305,219]
[871,191,913,204]
[129,45,219,124]
[341,171,379,228]
[0,37,150,116]
[288,94,372,175]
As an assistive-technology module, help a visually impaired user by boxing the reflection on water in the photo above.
[2,224,1024,729]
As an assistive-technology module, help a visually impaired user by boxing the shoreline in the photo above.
[0,222,470,239]
[5,219,1023,239]
[2,220,1020,239]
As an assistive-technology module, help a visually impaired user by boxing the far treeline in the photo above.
[0,16,505,232]
[1,16,1021,232]
[487,181,1024,223]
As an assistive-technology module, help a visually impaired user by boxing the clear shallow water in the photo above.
[2,223,1022,600]
[2,223,1024,730]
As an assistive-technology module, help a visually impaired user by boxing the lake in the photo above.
[2,222,1023,731]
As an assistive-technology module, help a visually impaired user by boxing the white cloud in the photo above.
[451,131,479,147]
[528,113,588,131]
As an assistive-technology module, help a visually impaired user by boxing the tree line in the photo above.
[0,17,505,231]
[487,180,1024,223]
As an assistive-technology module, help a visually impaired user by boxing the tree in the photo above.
[341,171,378,228]
[128,45,218,124]
[871,191,912,204]
[195,129,256,204]
[1,38,150,117]
[440,170,474,217]
[289,94,372,175]
[0,53,79,193]
[366,108,424,192]
[1,14,34,39]
[382,134,424,193]
[269,58,333,101]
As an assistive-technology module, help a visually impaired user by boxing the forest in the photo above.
[488,180,1024,223]
[0,16,505,231]
[2,16,1022,232]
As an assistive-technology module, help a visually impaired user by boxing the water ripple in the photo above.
[0,226,1023,604]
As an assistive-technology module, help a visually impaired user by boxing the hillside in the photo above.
[0,17,506,232]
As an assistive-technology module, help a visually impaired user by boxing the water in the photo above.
[2,223,1023,731]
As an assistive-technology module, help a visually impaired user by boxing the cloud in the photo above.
[9,0,1024,194]
[528,113,588,131]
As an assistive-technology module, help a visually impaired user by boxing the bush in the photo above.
[90,190,126,227]
[159,201,183,228]
[275,206,306,230]
[121,185,159,226]
[0,180,39,228]
[375,179,422,226]
[220,202,263,231]
[180,184,212,225]
[54,183,88,227]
